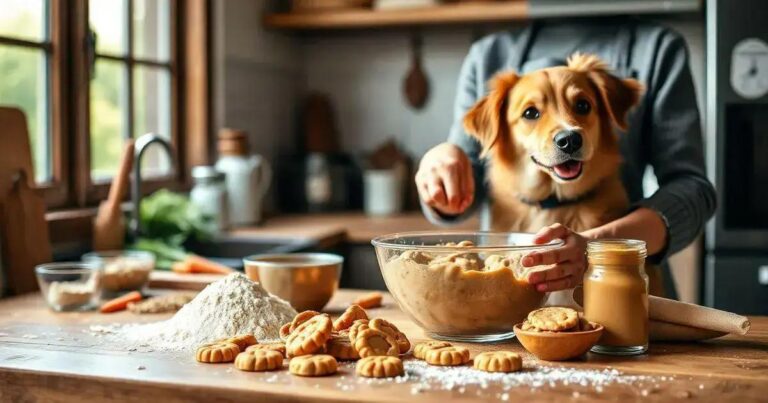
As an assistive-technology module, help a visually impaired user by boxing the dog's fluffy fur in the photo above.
[463,53,644,233]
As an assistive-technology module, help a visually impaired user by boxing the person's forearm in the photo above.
[581,207,668,256]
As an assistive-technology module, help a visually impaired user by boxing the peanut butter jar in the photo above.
[583,239,649,356]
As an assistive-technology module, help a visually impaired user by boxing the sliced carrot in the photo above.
[172,261,192,273]
[100,291,142,313]
[185,254,234,274]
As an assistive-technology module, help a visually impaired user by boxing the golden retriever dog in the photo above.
[463,53,644,235]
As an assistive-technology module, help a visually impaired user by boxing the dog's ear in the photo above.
[463,72,518,155]
[567,53,644,131]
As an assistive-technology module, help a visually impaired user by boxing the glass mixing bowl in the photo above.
[372,231,563,342]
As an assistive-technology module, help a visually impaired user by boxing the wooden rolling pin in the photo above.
[650,295,751,336]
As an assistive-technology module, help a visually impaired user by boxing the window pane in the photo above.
[0,45,50,183]
[90,59,128,180]
[90,0,127,56]
[134,65,172,177]
[133,0,170,61]
[0,0,46,42]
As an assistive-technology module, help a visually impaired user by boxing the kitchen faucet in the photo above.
[130,133,175,238]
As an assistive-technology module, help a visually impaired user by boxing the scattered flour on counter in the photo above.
[118,273,296,351]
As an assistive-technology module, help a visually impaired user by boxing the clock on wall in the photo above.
[730,38,768,99]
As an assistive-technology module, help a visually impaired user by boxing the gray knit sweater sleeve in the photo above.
[634,32,716,256]
[420,41,489,226]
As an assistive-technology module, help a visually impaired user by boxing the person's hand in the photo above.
[415,143,475,216]
[522,223,588,292]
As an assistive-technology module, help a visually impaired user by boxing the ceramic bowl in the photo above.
[513,322,604,361]
[371,231,562,343]
[243,253,343,311]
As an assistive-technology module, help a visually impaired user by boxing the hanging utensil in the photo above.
[403,33,429,109]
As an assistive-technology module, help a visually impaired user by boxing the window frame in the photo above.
[0,0,71,207]
[75,0,182,205]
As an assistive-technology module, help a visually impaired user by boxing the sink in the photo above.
[184,237,317,270]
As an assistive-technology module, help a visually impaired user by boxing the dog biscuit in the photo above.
[356,356,404,378]
[354,328,399,358]
[286,314,332,357]
[424,346,470,366]
[369,318,410,354]
[333,304,368,331]
[326,335,360,361]
[289,354,338,377]
[234,349,283,372]
[413,341,452,360]
[347,319,370,344]
[527,307,579,331]
[216,334,258,351]
[473,351,522,373]
[195,342,240,363]
[246,342,286,357]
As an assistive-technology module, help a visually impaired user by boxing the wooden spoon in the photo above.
[403,34,429,109]
[92,139,135,251]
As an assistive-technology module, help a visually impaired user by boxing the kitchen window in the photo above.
[0,0,210,209]
[0,0,69,205]
[84,0,179,202]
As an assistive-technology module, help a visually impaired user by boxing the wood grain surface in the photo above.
[0,290,766,402]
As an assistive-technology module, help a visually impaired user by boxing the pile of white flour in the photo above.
[120,273,296,351]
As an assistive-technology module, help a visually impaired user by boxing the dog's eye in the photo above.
[522,107,540,120]
[575,99,591,115]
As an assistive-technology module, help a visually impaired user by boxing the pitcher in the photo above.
[215,128,272,226]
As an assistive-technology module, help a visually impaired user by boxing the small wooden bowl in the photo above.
[514,322,604,361]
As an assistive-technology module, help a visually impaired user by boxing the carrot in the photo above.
[100,291,142,313]
[184,254,234,274]
[172,261,192,273]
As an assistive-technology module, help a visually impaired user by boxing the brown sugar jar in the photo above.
[583,239,649,355]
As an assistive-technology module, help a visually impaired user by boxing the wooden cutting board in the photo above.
[0,107,52,296]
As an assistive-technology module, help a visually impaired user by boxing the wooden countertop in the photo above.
[1,290,766,402]
[231,212,480,247]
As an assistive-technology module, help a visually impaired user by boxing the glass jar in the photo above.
[190,166,229,232]
[584,239,649,355]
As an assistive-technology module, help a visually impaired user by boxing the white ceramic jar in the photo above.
[214,129,272,226]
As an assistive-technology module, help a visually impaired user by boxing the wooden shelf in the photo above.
[264,2,529,30]
[263,0,701,31]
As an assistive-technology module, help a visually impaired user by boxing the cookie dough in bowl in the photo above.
[372,232,562,342]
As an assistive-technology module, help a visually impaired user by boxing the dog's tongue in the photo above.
[553,160,582,179]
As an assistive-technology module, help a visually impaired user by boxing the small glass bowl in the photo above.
[82,250,155,296]
[35,262,101,312]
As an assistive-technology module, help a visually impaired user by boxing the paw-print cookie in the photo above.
[195,342,240,363]
[235,349,283,372]
[369,318,410,354]
[473,351,522,373]
[354,328,398,358]
[326,335,359,361]
[286,314,332,357]
[356,356,404,378]
[289,354,338,377]
[527,307,579,331]
[246,342,286,357]
[333,304,368,331]
[413,341,452,359]
[424,346,470,366]
[216,334,258,351]
[347,319,370,344]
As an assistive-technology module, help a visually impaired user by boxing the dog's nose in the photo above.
[553,130,583,154]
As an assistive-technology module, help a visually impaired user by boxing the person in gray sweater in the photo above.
[415,18,716,297]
